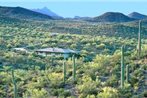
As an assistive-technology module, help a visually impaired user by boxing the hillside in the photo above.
[92,12,136,22]
[0,6,147,98]
[1,13,147,38]
[128,12,147,19]
[0,23,147,97]
[0,6,53,20]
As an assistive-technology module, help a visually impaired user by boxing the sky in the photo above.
[0,0,147,17]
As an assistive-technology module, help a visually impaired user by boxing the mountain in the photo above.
[32,7,63,19]
[128,12,147,20]
[91,12,136,22]
[0,6,53,20]
[74,16,92,20]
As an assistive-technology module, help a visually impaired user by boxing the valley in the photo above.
[0,6,147,98]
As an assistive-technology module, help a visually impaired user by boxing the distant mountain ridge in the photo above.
[91,12,136,22]
[32,7,63,19]
[128,12,147,19]
[1,6,147,23]
[0,6,53,20]
[73,16,92,20]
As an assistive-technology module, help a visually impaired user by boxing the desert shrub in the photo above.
[97,87,119,98]
[77,75,97,96]
[23,88,48,98]
[47,72,64,88]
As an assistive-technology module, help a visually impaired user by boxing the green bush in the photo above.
[97,87,119,98]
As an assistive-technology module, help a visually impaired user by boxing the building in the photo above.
[35,47,80,59]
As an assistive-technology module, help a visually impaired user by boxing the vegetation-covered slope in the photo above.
[0,13,147,98]
[128,12,147,20]
[91,12,136,22]
[0,6,53,20]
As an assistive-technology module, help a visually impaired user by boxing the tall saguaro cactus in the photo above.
[63,60,66,83]
[51,56,54,66]
[11,69,17,98]
[126,65,129,83]
[73,54,76,81]
[121,46,125,88]
[137,20,141,59]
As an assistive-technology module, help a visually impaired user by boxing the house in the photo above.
[35,47,80,59]
[13,48,28,53]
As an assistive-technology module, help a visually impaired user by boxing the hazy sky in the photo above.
[0,0,147,17]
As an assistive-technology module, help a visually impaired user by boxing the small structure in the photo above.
[50,33,59,37]
[13,48,28,53]
[35,47,80,59]
[35,47,80,82]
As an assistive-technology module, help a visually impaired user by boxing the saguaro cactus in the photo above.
[73,54,76,81]
[137,20,141,59]
[121,46,125,88]
[11,69,17,98]
[126,65,129,83]
[51,56,54,66]
[63,60,66,83]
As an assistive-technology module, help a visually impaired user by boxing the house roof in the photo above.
[13,48,27,52]
[35,48,79,54]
